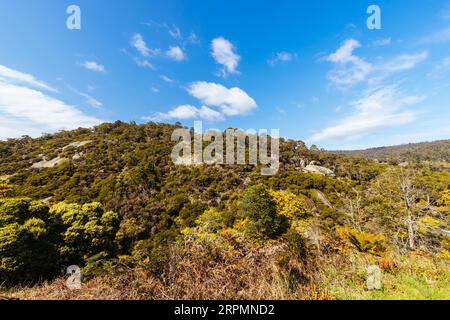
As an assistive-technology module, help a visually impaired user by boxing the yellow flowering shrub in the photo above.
[440,190,450,206]
[269,190,308,219]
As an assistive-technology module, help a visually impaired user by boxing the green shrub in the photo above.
[0,198,59,285]
[240,184,288,239]
[50,202,120,265]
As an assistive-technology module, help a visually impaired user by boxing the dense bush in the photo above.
[0,198,119,285]
[239,184,288,239]
[50,202,120,265]
[0,198,59,285]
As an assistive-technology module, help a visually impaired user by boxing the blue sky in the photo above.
[0,0,450,150]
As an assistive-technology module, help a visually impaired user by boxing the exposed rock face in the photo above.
[63,140,93,150]
[31,157,67,169]
[72,153,83,160]
[303,164,335,177]
[30,140,92,169]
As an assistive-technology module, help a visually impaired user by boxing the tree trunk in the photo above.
[404,198,415,250]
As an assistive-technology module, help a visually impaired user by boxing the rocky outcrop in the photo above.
[31,157,67,169]
[303,164,335,177]
[62,140,93,150]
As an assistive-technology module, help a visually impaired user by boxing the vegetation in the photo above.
[340,139,450,164]
[0,121,449,300]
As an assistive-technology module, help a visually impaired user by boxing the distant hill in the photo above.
[339,140,450,163]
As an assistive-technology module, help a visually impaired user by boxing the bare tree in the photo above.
[340,188,366,232]
[396,169,420,250]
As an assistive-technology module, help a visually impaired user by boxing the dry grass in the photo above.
[4,240,332,300]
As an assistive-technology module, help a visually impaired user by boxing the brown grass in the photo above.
[4,240,333,300]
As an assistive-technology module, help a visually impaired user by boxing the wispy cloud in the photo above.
[377,51,428,73]
[0,64,56,92]
[0,65,101,140]
[134,58,155,70]
[211,37,240,76]
[79,92,103,109]
[268,52,296,66]
[188,32,200,45]
[130,33,160,57]
[81,61,106,73]
[326,39,428,89]
[61,80,103,110]
[372,37,392,47]
[160,74,174,83]
[168,25,182,39]
[309,85,424,142]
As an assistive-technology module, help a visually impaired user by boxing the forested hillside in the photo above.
[340,140,450,164]
[0,121,449,300]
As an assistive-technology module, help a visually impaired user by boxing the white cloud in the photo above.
[81,61,105,73]
[187,81,257,116]
[130,33,160,57]
[79,92,103,109]
[150,104,224,122]
[211,37,240,76]
[372,37,392,47]
[0,66,101,140]
[166,46,186,61]
[326,39,373,88]
[378,51,428,73]
[327,39,361,64]
[61,81,103,110]
[0,64,56,92]
[326,39,428,88]
[134,58,155,70]
[149,81,257,122]
[160,74,174,83]
[309,85,424,142]
[268,52,295,65]
[197,105,225,121]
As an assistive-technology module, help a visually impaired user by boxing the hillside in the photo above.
[340,140,450,163]
[0,121,449,300]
